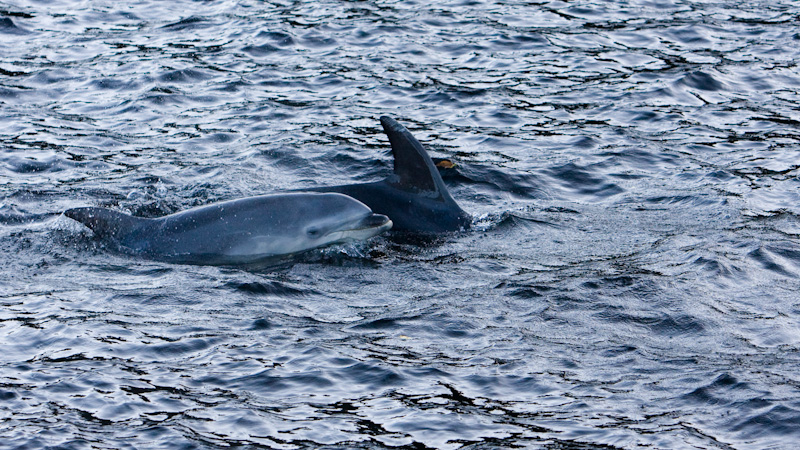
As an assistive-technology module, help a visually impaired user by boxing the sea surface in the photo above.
[2,1,800,449]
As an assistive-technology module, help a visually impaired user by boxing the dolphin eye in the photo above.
[307,227,321,238]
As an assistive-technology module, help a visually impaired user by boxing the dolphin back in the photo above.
[315,117,471,233]
[64,207,150,241]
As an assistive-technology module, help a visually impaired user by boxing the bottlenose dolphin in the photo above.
[64,193,392,265]
[309,116,471,233]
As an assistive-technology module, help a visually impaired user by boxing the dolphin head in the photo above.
[221,192,392,260]
[291,193,392,252]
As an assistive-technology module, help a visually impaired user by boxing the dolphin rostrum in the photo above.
[64,192,392,265]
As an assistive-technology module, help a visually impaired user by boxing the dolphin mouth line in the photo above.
[329,214,392,242]
[353,214,392,231]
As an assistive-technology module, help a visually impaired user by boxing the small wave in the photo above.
[677,70,725,92]
[254,31,295,47]
[349,317,405,331]
[148,337,219,358]
[225,280,308,297]
[160,16,210,31]
[731,405,800,439]
[3,155,66,174]
[157,68,213,84]
[748,246,798,278]
[546,162,625,200]
[0,17,28,34]
[447,162,545,200]
[248,318,273,330]
[0,211,58,225]
[241,44,282,56]
[683,373,759,407]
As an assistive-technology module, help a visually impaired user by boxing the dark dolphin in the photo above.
[64,192,392,265]
[308,116,471,233]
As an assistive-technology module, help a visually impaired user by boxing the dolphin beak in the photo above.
[360,213,392,231]
[324,213,392,245]
[344,213,392,240]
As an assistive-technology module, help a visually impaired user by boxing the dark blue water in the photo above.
[2,1,800,448]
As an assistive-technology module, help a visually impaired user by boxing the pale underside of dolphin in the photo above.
[307,116,471,233]
[65,192,392,265]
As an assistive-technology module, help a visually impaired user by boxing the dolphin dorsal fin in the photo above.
[380,116,445,194]
[64,207,148,240]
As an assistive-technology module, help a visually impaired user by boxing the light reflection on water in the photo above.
[2,1,800,448]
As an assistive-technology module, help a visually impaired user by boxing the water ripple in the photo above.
[2,0,800,448]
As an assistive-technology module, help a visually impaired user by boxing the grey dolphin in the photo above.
[64,192,392,265]
[307,117,471,233]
